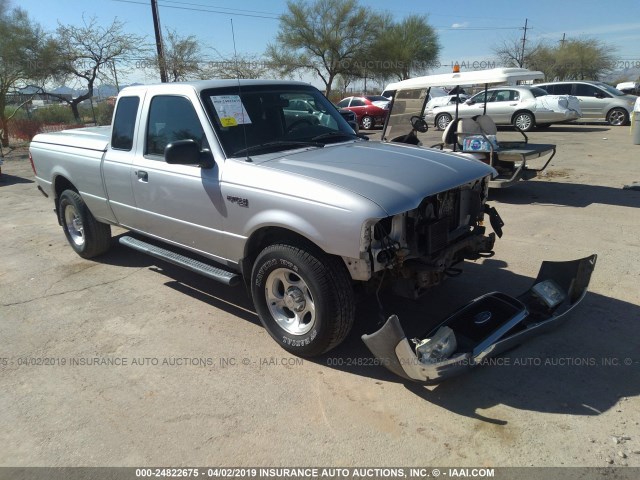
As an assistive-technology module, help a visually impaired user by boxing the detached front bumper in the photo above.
[362,255,597,383]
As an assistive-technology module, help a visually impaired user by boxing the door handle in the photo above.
[135,170,148,182]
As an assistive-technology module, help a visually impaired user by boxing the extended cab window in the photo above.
[146,96,206,157]
[111,96,139,150]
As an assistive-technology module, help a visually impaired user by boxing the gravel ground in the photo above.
[1,123,639,468]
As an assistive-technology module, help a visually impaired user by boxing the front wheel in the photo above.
[606,108,629,126]
[361,115,374,130]
[513,111,535,132]
[59,190,111,258]
[251,243,355,357]
[435,113,453,131]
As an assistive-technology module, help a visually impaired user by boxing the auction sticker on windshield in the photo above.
[211,95,252,127]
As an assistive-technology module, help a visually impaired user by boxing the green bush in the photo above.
[33,104,75,124]
[95,102,115,126]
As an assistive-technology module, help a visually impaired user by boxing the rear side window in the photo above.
[556,84,573,95]
[530,87,548,97]
[146,96,206,156]
[350,98,366,106]
[574,84,601,97]
[111,96,139,151]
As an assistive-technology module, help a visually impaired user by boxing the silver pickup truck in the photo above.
[30,80,595,382]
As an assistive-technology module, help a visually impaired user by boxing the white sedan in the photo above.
[426,86,581,132]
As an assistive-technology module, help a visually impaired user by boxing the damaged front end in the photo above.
[361,177,503,298]
[362,255,597,383]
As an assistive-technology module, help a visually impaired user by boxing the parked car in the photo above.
[336,95,390,130]
[283,97,359,132]
[426,85,580,131]
[537,80,638,126]
[616,81,639,95]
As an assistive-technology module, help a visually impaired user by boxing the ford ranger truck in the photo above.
[30,80,595,382]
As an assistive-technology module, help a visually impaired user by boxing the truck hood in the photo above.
[259,141,495,215]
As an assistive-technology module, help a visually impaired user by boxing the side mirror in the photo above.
[165,139,214,169]
[594,91,605,99]
[464,99,475,105]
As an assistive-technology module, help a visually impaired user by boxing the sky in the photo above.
[14,0,640,90]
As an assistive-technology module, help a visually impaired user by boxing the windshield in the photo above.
[201,85,357,157]
[595,82,625,96]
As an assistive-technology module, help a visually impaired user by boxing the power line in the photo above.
[112,0,280,19]
[161,0,277,16]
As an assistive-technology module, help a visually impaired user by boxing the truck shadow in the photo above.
[0,173,34,186]
[101,238,638,424]
[490,180,640,209]
[339,259,639,424]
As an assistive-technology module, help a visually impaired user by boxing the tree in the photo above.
[492,37,543,69]
[266,0,383,95]
[51,17,143,122]
[0,2,59,146]
[367,15,440,81]
[204,53,274,80]
[551,39,616,80]
[156,29,204,81]
[494,35,617,81]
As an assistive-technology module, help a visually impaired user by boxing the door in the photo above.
[459,90,489,118]
[130,94,229,262]
[485,89,520,123]
[573,83,609,118]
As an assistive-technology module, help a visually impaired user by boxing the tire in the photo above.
[435,113,452,131]
[361,116,374,130]
[513,111,535,132]
[606,108,629,126]
[58,189,112,259]
[251,243,355,357]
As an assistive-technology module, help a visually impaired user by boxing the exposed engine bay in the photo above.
[363,177,502,298]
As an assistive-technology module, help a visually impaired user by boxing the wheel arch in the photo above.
[52,175,79,225]
[511,109,535,124]
[606,106,629,125]
[240,226,328,285]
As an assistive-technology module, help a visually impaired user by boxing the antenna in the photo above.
[231,19,252,162]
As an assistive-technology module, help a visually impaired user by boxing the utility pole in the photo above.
[151,0,168,82]
[110,61,120,93]
[520,18,528,68]
[559,33,566,47]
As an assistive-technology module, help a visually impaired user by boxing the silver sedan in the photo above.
[426,86,580,132]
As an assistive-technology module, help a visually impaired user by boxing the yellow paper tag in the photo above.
[220,117,238,127]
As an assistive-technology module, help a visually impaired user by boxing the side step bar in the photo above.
[119,236,241,287]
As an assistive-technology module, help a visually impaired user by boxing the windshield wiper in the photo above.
[232,140,324,157]
[311,131,364,141]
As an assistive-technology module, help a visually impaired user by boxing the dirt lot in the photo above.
[1,123,639,468]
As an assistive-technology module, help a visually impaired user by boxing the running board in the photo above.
[119,236,241,287]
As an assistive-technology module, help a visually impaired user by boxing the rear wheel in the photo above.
[251,242,355,357]
[606,108,628,126]
[513,111,535,132]
[59,190,111,258]
[361,115,374,130]
[435,113,453,131]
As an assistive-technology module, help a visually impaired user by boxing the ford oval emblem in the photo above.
[474,310,492,325]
